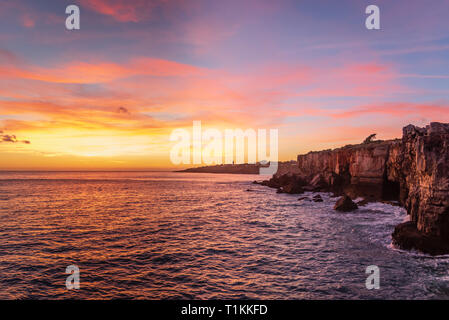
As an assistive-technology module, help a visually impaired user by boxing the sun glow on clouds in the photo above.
[78,0,160,22]
[0,0,449,169]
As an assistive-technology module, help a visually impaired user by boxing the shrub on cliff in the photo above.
[363,133,377,144]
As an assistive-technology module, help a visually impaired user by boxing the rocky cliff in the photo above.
[391,123,449,255]
[260,122,449,255]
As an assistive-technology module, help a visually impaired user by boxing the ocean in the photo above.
[0,171,448,299]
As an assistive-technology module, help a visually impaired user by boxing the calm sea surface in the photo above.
[0,171,449,299]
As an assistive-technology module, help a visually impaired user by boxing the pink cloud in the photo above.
[332,102,449,120]
[0,56,205,84]
[1,47,446,139]
[20,13,35,28]
[79,0,171,22]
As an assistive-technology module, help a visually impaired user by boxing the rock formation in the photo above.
[391,123,449,255]
[260,122,449,255]
[334,195,358,212]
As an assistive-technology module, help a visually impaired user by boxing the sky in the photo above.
[0,0,448,170]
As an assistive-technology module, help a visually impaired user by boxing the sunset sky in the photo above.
[0,0,448,170]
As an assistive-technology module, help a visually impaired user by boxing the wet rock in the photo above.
[298,196,309,202]
[303,186,315,192]
[312,194,323,202]
[381,200,401,207]
[356,198,370,206]
[334,195,358,212]
[281,182,304,194]
[392,221,449,256]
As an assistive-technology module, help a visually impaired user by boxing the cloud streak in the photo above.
[0,131,30,144]
[331,102,449,120]
[79,0,177,22]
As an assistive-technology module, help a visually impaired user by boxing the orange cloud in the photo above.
[79,0,163,22]
[0,56,205,84]
[0,53,409,132]
[2,48,447,170]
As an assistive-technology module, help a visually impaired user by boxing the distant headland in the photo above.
[177,163,267,174]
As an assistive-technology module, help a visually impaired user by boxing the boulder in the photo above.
[312,194,323,202]
[392,221,449,256]
[334,195,358,212]
[281,182,304,194]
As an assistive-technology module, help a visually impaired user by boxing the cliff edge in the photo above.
[260,122,449,255]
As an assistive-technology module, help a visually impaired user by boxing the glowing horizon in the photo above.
[1,0,449,170]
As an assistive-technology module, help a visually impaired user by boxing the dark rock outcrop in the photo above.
[309,174,328,191]
[263,122,449,255]
[357,199,370,207]
[266,139,399,200]
[334,195,358,212]
[280,183,304,194]
[391,123,449,255]
[392,221,449,256]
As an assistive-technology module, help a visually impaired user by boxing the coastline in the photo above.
[177,163,263,174]
[182,122,449,256]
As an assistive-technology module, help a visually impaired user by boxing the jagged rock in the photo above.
[381,200,401,207]
[392,221,449,256]
[312,194,323,202]
[334,195,358,212]
[357,198,370,206]
[294,140,393,200]
[266,122,449,254]
[310,174,328,191]
[281,182,304,194]
[396,123,449,250]
[263,174,308,190]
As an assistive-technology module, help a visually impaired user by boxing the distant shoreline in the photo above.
[0,170,174,173]
[177,163,264,174]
